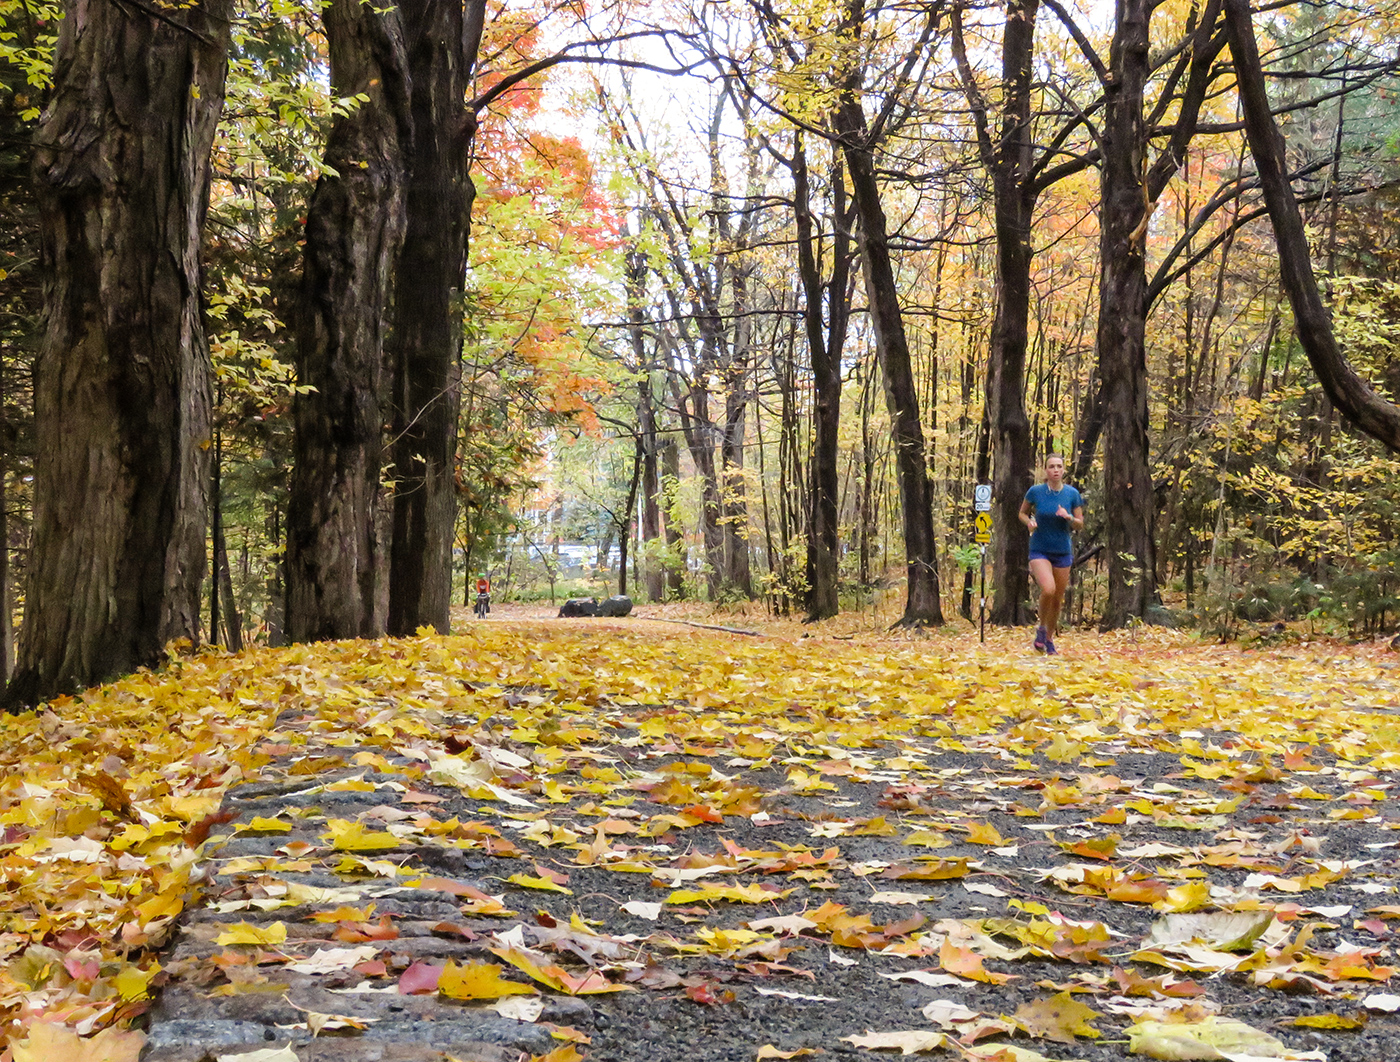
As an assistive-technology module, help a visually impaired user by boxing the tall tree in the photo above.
[1049,0,1226,626]
[286,0,412,642]
[5,0,232,708]
[951,0,1041,626]
[833,0,944,625]
[385,0,484,635]
[793,136,854,621]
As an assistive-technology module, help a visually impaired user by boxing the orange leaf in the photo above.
[939,941,1015,985]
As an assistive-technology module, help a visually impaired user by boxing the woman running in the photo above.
[1018,454,1084,654]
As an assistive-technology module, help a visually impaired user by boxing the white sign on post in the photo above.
[973,483,992,512]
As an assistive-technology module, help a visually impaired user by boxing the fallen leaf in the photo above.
[1125,1016,1325,1060]
[13,1026,145,1062]
[491,995,546,1021]
[1013,992,1102,1043]
[438,960,538,1000]
[214,921,287,947]
[840,1030,945,1054]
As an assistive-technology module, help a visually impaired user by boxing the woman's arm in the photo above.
[1019,499,1036,530]
[1070,505,1084,531]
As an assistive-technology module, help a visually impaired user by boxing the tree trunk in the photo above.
[660,437,684,598]
[953,0,1038,626]
[0,438,9,685]
[797,140,853,622]
[1222,0,1400,453]
[639,377,663,602]
[673,373,726,599]
[837,101,943,626]
[387,0,485,635]
[618,438,643,597]
[214,513,243,652]
[6,0,231,709]
[626,247,664,602]
[287,0,411,642]
[721,342,754,598]
[1095,0,1158,629]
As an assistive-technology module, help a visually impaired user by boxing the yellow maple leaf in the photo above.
[236,816,291,834]
[214,921,287,946]
[506,873,574,895]
[530,1046,586,1062]
[1158,881,1211,913]
[1290,1013,1367,1030]
[135,889,185,924]
[667,883,794,904]
[1013,991,1102,1042]
[114,961,160,1001]
[490,945,631,995]
[903,830,952,849]
[13,1024,145,1062]
[322,818,400,851]
[438,961,538,1000]
[310,904,377,923]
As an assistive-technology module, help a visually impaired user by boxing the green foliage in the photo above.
[0,0,60,119]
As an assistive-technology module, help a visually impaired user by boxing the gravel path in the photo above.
[141,625,1400,1062]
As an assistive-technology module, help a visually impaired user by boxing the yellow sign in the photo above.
[974,511,992,544]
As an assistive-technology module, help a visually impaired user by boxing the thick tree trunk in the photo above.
[1096,0,1158,629]
[6,0,231,708]
[387,0,484,635]
[954,0,1038,626]
[287,0,411,642]
[837,93,942,625]
[1223,0,1400,452]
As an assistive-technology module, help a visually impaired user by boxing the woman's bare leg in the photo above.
[1030,558,1056,634]
[1044,564,1071,638]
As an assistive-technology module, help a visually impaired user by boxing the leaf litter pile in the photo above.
[2,620,1400,1062]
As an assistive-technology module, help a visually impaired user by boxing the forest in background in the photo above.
[0,0,1398,704]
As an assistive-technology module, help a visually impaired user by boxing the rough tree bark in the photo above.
[836,97,943,626]
[6,0,232,708]
[1052,0,1224,627]
[1222,0,1400,453]
[952,0,1038,626]
[287,0,412,642]
[386,0,485,635]
[1094,0,1159,628]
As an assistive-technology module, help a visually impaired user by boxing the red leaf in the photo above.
[681,803,725,823]
[399,961,444,995]
[685,982,735,1006]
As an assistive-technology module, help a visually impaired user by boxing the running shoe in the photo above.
[1034,626,1047,652]
[1045,639,1058,656]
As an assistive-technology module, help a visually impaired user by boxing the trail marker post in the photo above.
[974,485,992,644]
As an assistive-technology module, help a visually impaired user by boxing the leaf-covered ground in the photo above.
[3,611,1400,1062]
